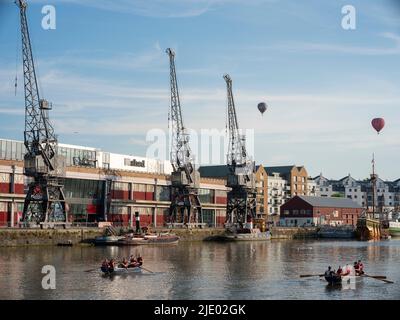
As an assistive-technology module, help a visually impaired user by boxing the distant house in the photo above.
[280,196,362,227]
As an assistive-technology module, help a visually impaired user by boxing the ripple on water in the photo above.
[0,239,399,300]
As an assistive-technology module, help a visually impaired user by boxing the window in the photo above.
[156,186,170,201]
[202,209,215,227]
[198,189,215,204]
[133,184,146,192]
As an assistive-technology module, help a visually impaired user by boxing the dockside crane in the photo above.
[166,48,202,226]
[224,74,256,229]
[16,0,67,227]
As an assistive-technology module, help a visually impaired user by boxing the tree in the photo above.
[331,193,344,198]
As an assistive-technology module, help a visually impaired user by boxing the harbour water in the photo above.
[1,240,399,300]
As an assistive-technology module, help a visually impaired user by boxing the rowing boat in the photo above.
[101,266,142,275]
[324,274,364,286]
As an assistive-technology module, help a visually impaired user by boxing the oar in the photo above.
[140,266,154,273]
[364,275,386,279]
[363,274,394,284]
[84,268,98,272]
[300,274,324,278]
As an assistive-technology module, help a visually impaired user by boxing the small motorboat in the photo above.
[101,266,142,275]
[118,233,180,246]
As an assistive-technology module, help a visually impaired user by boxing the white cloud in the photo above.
[30,0,278,18]
[265,32,400,56]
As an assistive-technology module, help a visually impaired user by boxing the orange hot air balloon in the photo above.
[371,118,385,134]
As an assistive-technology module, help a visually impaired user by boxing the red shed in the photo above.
[280,196,362,227]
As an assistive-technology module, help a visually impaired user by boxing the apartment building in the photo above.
[313,173,400,213]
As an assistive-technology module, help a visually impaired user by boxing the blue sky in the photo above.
[0,0,399,180]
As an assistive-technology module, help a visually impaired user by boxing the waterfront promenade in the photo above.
[0,227,319,247]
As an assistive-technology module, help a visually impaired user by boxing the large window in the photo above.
[202,209,215,227]
[111,206,128,214]
[113,181,129,191]
[0,140,25,160]
[198,189,215,204]
[133,184,146,192]
[64,178,103,199]
[156,185,170,201]
[59,146,97,167]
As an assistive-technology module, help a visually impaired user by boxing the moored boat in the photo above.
[223,228,271,241]
[94,235,125,246]
[389,219,400,237]
[118,233,180,245]
[216,223,271,242]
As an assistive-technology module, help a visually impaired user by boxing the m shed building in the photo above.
[280,196,362,227]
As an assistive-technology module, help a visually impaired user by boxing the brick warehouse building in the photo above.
[0,138,227,228]
[280,196,362,227]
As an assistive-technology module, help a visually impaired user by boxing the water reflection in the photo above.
[0,240,399,300]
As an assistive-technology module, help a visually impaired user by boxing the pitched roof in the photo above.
[264,165,295,175]
[297,196,362,209]
[198,165,229,178]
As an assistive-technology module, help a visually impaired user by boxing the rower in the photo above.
[101,259,109,273]
[108,259,116,272]
[342,264,351,276]
[324,266,333,277]
[120,258,129,269]
[137,255,143,266]
[337,266,343,275]
[357,260,364,275]
[129,256,138,268]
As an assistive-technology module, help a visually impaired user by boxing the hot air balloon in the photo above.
[371,118,385,134]
[258,102,267,116]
